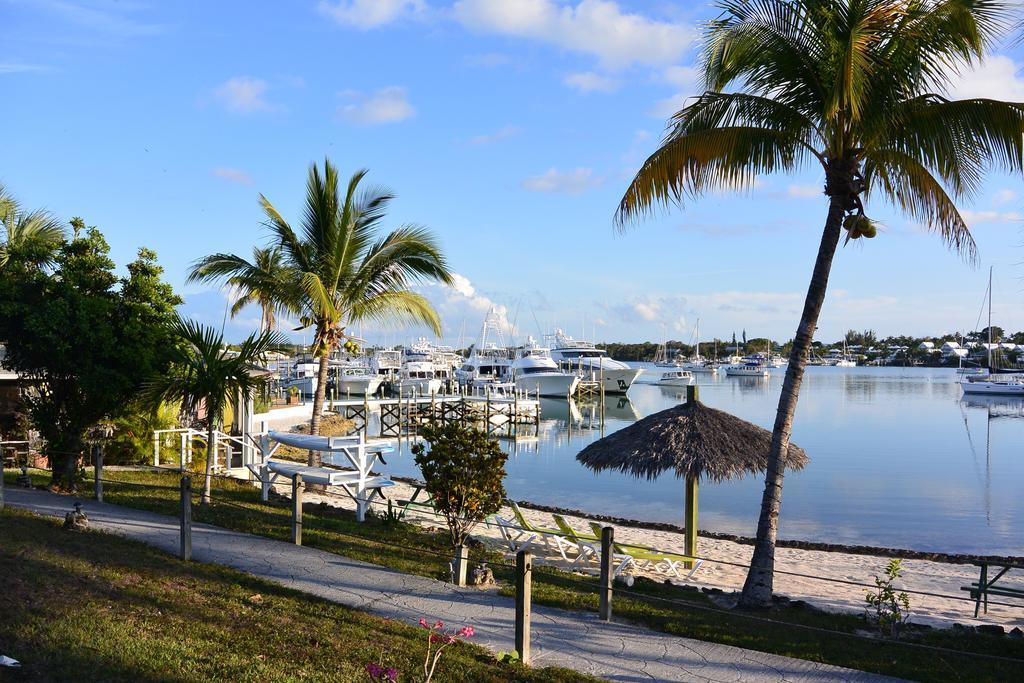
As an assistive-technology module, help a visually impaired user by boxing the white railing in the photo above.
[152,428,257,473]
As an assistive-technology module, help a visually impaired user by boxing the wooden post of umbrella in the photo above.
[684,385,699,566]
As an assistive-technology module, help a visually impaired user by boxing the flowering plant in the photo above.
[364,618,475,682]
[420,619,475,683]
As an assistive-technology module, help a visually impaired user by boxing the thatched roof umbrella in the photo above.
[576,385,807,561]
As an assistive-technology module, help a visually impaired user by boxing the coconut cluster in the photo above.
[843,213,877,239]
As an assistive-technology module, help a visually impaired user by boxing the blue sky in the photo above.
[4,0,1024,345]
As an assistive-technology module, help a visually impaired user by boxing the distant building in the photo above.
[917,341,937,352]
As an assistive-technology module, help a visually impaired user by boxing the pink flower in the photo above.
[384,668,398,682]
[366,662,385,680]
[433,620,444,629]
[418,618,429,629]
[429,633,442,644]
[458,626,475,638]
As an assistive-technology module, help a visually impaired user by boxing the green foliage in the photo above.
[865,559,911,638]
[104,401,179,465]
[0,220,181,488]
[145,318,284,502]
[411,422,507,549]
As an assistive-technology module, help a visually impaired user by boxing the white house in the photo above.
[917,341,937,352]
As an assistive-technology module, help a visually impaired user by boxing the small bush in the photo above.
[865,558,911,637]
[412,422,507,549]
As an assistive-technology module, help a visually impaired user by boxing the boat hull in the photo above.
[515,373,581,397]
[336,376,383,396]
[725,366,770,377]
[658,377,695,387]
[960,380,1024,396]
[395,378,443,396]
[597,367,643,394]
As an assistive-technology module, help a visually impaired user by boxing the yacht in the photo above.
[456,307,514,391]
[652,336,678,368]
[725,361,770,377]
[395,360,444,396]
[371,349,402,381]
[511,338,581,397]
[657,369,695,386]
[547,329,642,394]
[333,361,384,396]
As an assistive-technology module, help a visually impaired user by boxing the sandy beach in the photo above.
[290,478,1023,631]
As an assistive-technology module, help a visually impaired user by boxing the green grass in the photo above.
[0,507,595,683]
[6,467,1024,682]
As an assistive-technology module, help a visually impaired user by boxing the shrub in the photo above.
[411,422,507,549]
[865,558,911,638]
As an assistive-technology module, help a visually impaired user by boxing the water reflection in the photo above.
[381,367,1024,554]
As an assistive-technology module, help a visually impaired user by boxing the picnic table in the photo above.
[961,561,1024,617]
[396,481,435,520]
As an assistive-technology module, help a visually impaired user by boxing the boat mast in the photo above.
[987,266,993,371]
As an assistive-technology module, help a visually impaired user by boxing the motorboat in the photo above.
[547,329,642,394]
[371,349,402,380]
[395,360,444,396]
[334,364,384,396]
[511,338,581,397]
[457,307,514,391]
[657,369,695,386]
[725,361,770,377]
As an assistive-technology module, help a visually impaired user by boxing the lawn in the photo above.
[0,507,595,683]
[5,467,1024,682]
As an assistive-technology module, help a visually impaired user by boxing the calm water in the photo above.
[380,366,1024,556]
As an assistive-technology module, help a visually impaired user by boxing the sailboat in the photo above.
[960,268,1024,396]
[678,320,718,373]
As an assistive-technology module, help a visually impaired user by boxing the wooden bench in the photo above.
[960,562,1024,617]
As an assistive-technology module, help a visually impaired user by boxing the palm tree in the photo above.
[147,318,283,504]
[191,159,454,465]
[189,245,295,333]
[0,184,65,271]
[616,0,1024,607]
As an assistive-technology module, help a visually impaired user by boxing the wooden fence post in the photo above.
[515,549,532,665]
[180,475,192,561]
[291,473,303,545]
[453,544,469,586]
[92,444,103,503]
[599,526,614,621]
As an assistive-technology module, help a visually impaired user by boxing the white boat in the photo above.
[334,364,384,396]
[652,335,678,368]
[959,268,1024,397]
[371,349,402,380]
[725,361,770,377]
[395,360,444,396]
[456,307,514,391]
[547,329,642,394]
[511,338,581,397]
[281,359,320,396]
[676,319,716,372]
[657,369,695,386]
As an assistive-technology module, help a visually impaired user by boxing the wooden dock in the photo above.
[327,394,541,439]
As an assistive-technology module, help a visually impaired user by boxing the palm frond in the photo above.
[863,147,977,263]
[349,290,443,335]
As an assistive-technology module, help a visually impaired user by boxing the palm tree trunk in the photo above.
[202,423,215,505]
[738,195,845,608]
[307,353,331,466]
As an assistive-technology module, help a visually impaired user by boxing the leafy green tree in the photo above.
[412,422,507,550]
[146,319,283,504]
[191,159,454,465]
[0,184,65,272]
[616,0,1024,607]
[0,222,182,489]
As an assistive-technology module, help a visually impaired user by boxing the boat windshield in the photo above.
[559,350,607,359]
[520,366,553,375]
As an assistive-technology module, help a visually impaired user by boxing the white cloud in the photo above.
[787,184,821,199]
[0,62,50,74]
[337,86,415,124]
[945,55,1024,100]
[609,295,688,332]
[213,76,273,113]
[960,209,1022,225]
[317,0,425,29]
[454,0,695,70]
[414,273,518,340]
[564,71,620,93]
[994,189,1017,205]
[212,167,254,186]
[521,167,603,195]
[470,125,522,145]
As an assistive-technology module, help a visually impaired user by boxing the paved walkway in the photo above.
[4,488,898,683]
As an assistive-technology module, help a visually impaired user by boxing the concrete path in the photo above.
[4,488,898,683]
